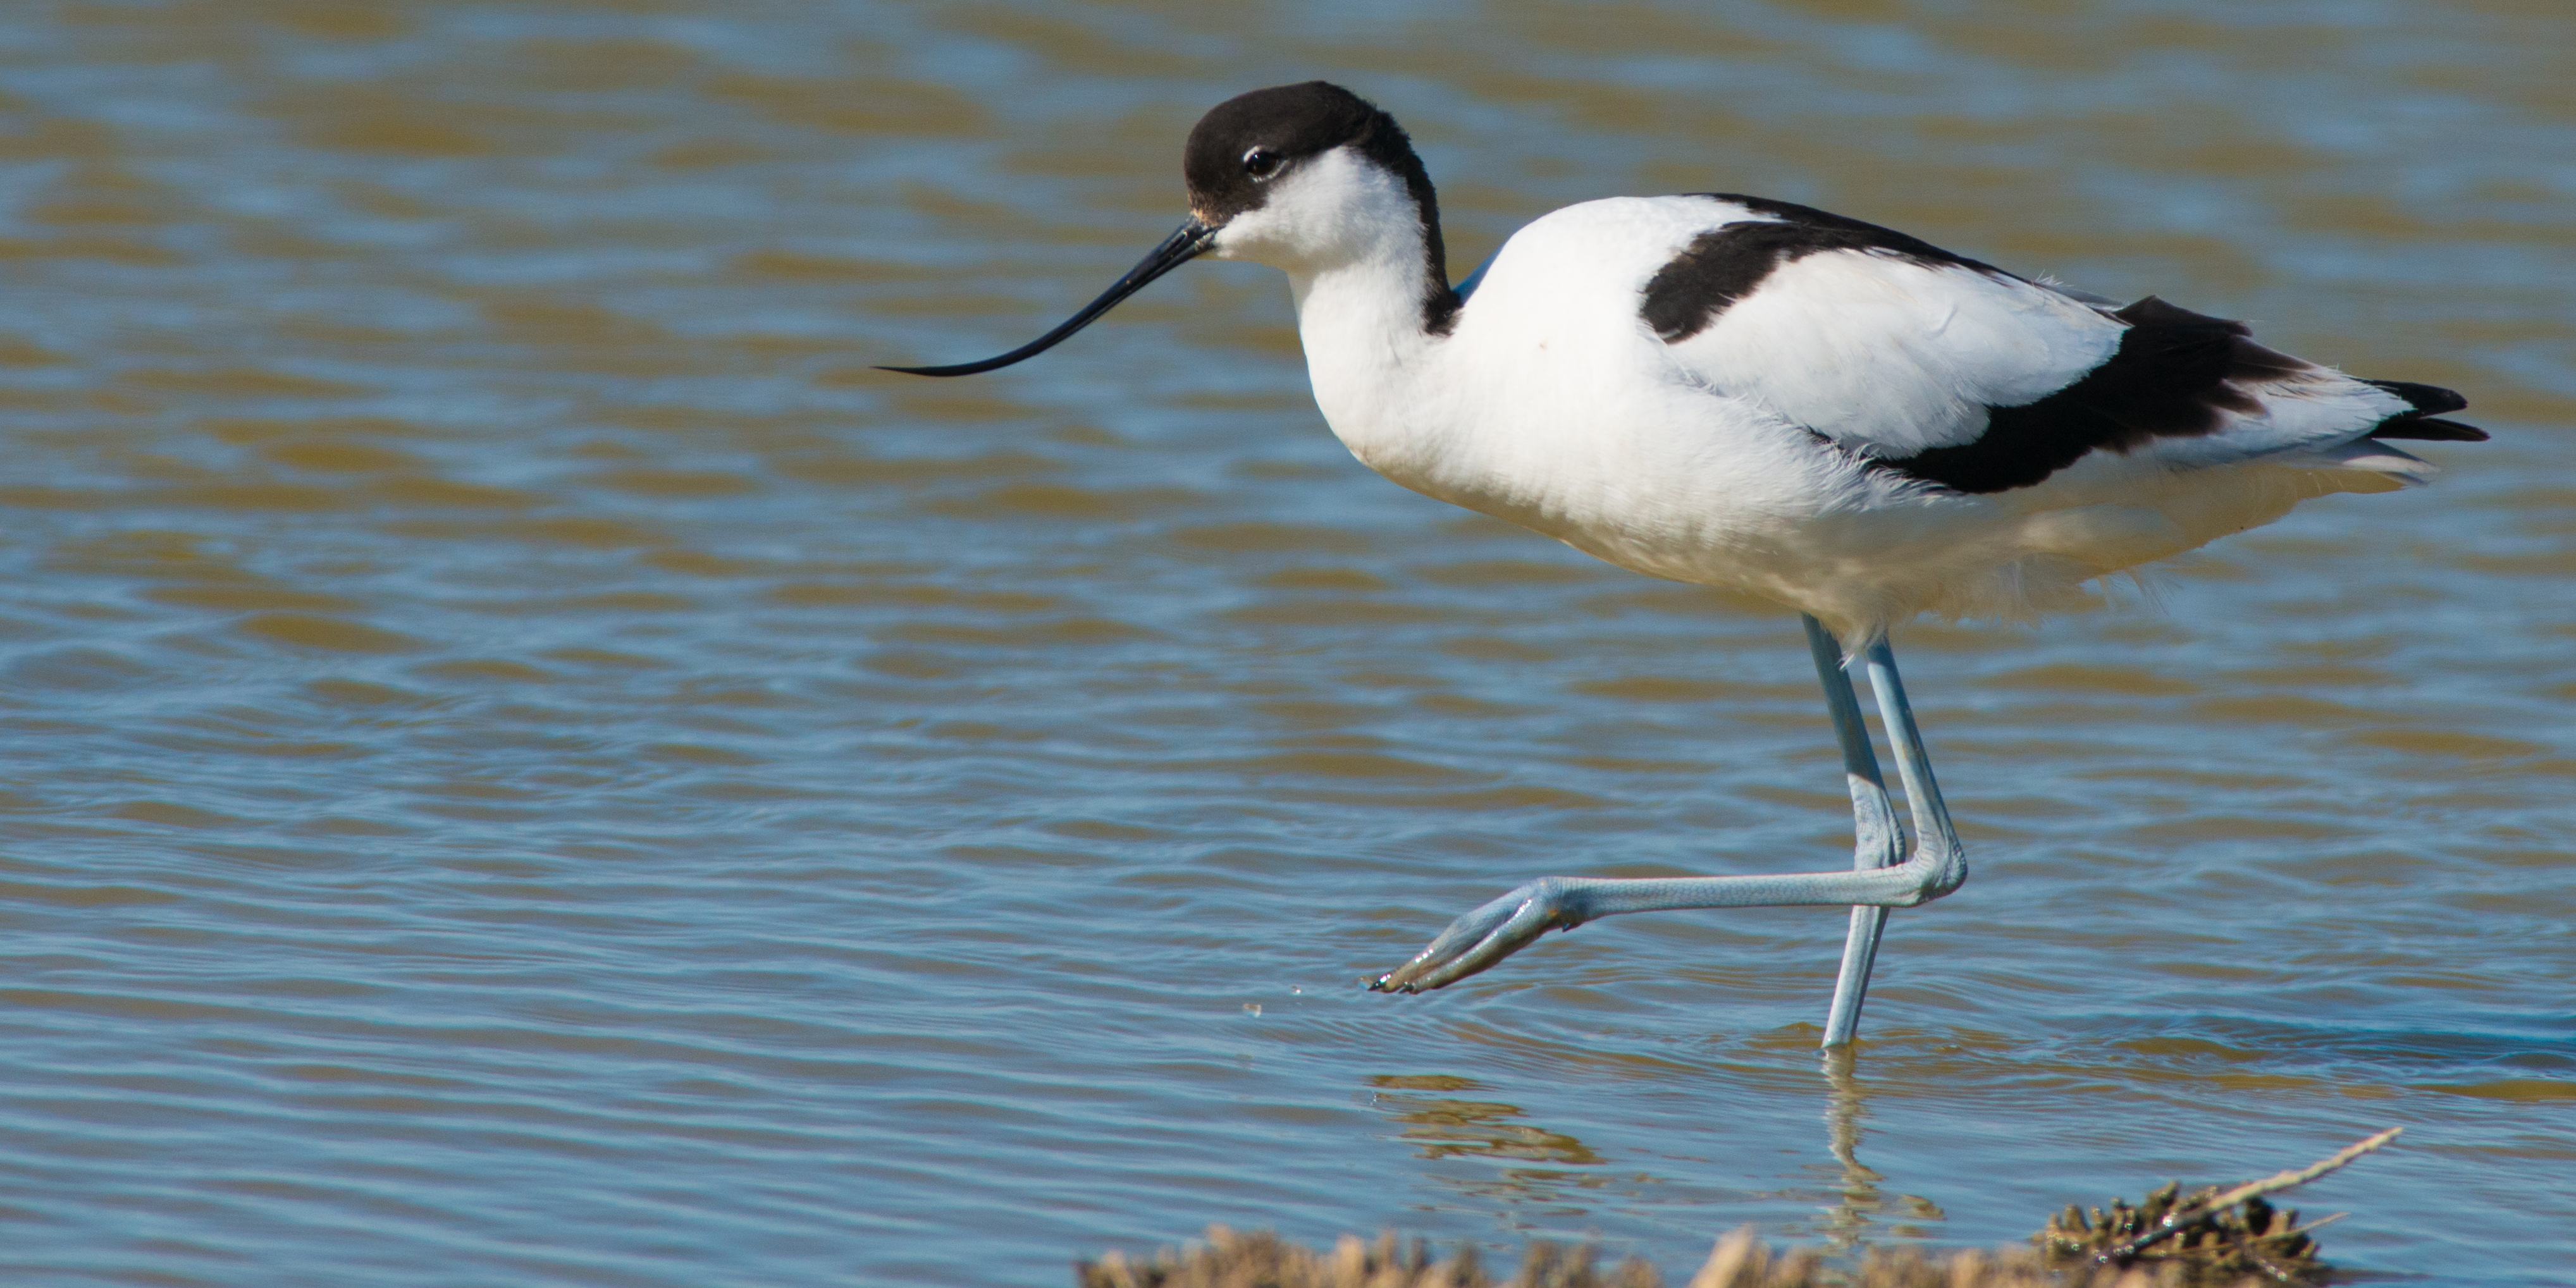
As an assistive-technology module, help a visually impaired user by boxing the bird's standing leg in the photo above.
[1368,625,1967,1039]
[1806,616,1903,1048]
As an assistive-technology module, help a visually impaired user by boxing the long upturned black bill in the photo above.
[877,219,1218,377]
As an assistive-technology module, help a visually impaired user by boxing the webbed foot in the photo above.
[1368,876,1589,993]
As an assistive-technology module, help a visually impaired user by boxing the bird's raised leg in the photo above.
[1367,623,1966,1031]
[1859,635,1962,892]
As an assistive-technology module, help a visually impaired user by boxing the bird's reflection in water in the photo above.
[1364,1074,1639,1219]
[1363,1061,1944,1245]
[1813,1048,1945,1252]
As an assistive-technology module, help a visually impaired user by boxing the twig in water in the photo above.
[2093,1127,2400,1266]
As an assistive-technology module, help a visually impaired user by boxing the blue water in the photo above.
[0,2,2570,1284]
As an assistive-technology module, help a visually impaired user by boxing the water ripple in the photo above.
[0,2,2568,1286]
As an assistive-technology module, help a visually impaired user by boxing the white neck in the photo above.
[1214,149,1455,486]
[1288,238,1445,448]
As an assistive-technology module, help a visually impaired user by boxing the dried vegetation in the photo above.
[1078,1131,2401,1288]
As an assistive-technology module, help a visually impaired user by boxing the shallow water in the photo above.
[1,1,2571,1284]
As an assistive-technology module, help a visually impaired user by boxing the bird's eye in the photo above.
[1243,148,1282,179]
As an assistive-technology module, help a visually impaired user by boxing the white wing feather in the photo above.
[1656,240,2417,475]
[1666,250,2122,457]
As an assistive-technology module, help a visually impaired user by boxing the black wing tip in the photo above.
[2360,379,2484,441]
[874,363,973,377]
[2369,415,2489,442]
[2363,378,2470,415]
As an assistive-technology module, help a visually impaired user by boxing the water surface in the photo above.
[1,2,2572,1285]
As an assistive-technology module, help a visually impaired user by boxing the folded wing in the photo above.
[1646,195,2482,495]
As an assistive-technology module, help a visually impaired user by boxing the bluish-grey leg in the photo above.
[1862,637,1962,870]
[1369,629,1967,998]
[1808,617,1902,1048]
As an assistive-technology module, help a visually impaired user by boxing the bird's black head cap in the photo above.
[1184,81,1457,332]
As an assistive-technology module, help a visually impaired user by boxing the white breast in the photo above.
[1297,199,1892,577]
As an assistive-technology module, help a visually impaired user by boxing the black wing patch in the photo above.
[1640,194,2009,343]
[1878,298,2485,494]
[1883,298,2283,494]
